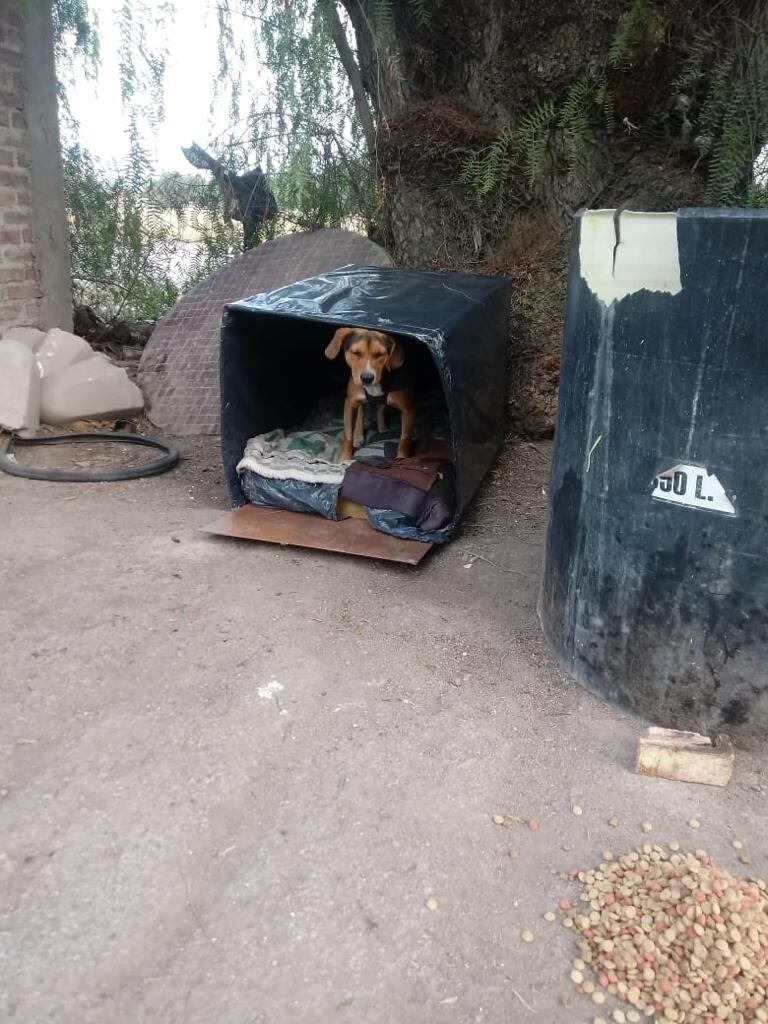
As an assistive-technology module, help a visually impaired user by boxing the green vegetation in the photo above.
[51,0,768,322]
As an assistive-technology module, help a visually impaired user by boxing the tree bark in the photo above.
[333,0,766,433]
[338,0,765,263]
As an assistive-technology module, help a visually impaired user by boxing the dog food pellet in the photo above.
[544,911,556,922]
[732,838,744,849]
[601,850,614,861]
[593,1018,608,1024]
[688,818,701,828]
[608,816,620,827]
[492,815,504,825]
[521,930,534,942]
[528,819,539,831]
[669,840,680,851]
[739,853,752,865]
[561,843,768,1024]
[640,821,653,833]
[572,805,583,816]
[425,898,439,911]
[571,968,584,985]
[562,842,573,851]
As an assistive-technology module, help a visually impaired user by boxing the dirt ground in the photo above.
[1,437,765,1024]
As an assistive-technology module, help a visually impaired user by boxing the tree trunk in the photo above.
[338,0,766,432]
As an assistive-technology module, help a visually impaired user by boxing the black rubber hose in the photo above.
[0,432,181,482]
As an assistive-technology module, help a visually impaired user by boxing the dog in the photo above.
[324,327,415,463]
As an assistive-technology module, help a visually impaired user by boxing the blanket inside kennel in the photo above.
[235,396,455,542]
[220,265,511,544]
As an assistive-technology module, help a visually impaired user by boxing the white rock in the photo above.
[36,328,93,380]
[1,327,45,351]
[40,354,144,425]
[0,339,41,431]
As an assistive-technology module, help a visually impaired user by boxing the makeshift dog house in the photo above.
[205,265,511,563]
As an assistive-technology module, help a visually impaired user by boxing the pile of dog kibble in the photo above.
[558,843,768,1024]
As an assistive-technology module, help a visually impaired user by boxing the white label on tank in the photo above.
[651,464,736,515]
[580,210,682,305]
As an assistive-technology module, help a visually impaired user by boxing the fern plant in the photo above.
[460,101,561,201]
[558,74,595,182]
[460,0,767,209]
[407,0,433,28]
[674,13,768,205]
[461,75,609,201]
[607,0,654,69]
[518,100,558,188]
[706,79,767,204]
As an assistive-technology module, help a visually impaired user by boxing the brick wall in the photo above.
[0,1,71,334]
[0,7,38,329]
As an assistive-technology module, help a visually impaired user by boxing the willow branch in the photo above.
[323,1,376,157]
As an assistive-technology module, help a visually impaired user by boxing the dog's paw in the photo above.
[338,442,354,463]
[395,443,411,460]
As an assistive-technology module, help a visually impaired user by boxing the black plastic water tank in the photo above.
[540,208,768,736]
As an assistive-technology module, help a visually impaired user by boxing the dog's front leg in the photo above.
[397,404,415,459]
[339,397,359,462]
[353,405,364,448]
[388,390,414,459]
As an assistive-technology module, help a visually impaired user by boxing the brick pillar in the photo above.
[0,0,72,334]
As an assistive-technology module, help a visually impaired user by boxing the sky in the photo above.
[66,0,256,174]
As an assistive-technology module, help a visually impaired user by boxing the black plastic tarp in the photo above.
[220,265,511,530]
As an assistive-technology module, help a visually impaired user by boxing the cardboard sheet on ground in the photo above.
[202,506,432,564]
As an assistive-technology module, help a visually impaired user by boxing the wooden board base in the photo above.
[202,505,432,565]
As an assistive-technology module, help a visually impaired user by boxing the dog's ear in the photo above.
[325,327,354,360]
[387,335,405,369]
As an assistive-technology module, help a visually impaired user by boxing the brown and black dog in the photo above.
[324,327,415,463]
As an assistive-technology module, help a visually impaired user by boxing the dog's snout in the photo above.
[360,371,375,385]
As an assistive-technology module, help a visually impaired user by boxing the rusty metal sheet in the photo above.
[202,506,432,565]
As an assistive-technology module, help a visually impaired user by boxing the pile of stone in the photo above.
[0,326,144,433]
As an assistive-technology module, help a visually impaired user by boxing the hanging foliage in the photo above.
[53,0,376,320]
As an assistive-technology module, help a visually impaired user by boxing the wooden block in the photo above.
[636,727,734,787]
